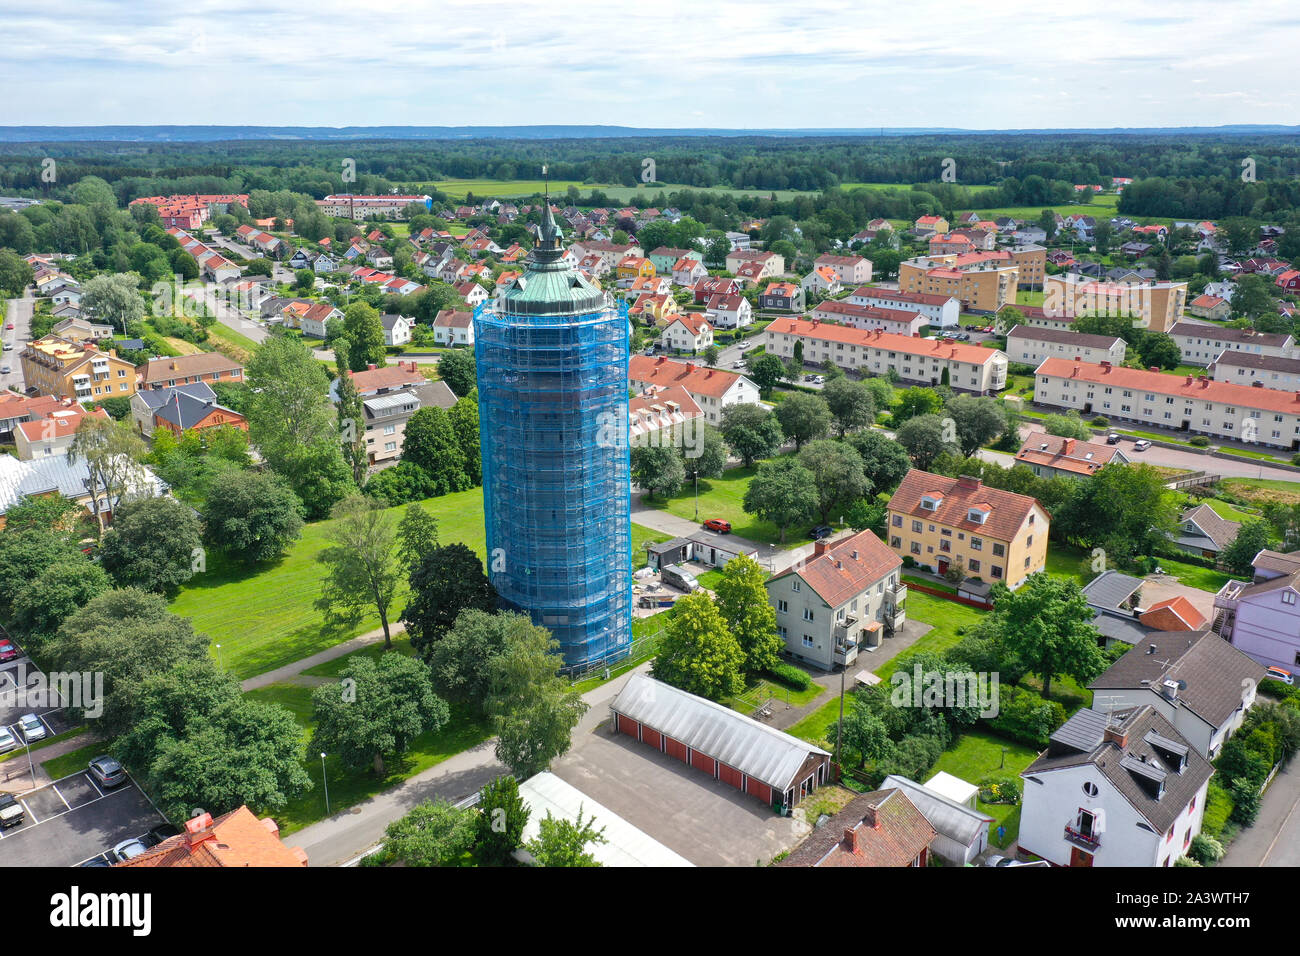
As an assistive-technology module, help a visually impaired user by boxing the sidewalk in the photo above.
[240,625,400,692]
[0,730,93,794]
[1220,759,1300,867]
[291,660,654,867]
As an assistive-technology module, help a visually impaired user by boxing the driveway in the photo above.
[551,728,809,867]
[1139,571,1216,623]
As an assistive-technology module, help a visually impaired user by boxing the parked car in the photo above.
[88,755,127,789]
[702,518,732,533]
[660,563,701,594]
[2,343,12,351]
[0,793,24,830]
[984,854,1026,867]
[17,713,46,743]
[111,838,149,863]
[1105,433,1121,444]
[810,524,833,540]
[0,725,16,754]
[1265,666,1294,686]
[1133,439,1152,452]
[0,366,11,375]
[4,322,13,330]
[812,375,825,384]
[144,823,182,848]
[0,638,19,662]
[733,360,745,369]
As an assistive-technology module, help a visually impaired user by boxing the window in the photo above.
[910,541,921,555]
[803,609,814,622]
[384,442,396,452]
[892,514,903,528]
[791,581,800,592]
[970,537,982,551]
[991,565,1003,579]
[777,600,788,613]
[1082,781,1099,797]
[383,424,396,435]
[912,520,923,533]
[992,543,1005,557]
[968,559,980,573]
[802,635,814,649]
[1285,592,1296,606]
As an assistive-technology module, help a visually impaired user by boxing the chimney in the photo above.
[1148,366,1159,373]
[956,475,981,490]
[1160,679,1180,701]
[844,827,860,853]
[1071,365,1079,378]
[814,540,830,557]
[1103,725,1129,749]
[367,363,377,371]
[1201,377,1210,388]
[1062,438,1076,454]
[1186,375,1193,385]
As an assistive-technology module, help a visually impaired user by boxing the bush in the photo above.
[983,683,1067,748]
[1292,452,1300,467]
[1189,436,1211,447]
[1089,416,1110,427]
[1201,782,1234,838]
[902,555,917,569]
[1188,833,1224,865]
[765,661,812,692]
[977,772,1021,805]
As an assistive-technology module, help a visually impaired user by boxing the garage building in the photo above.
[610,673,832,809]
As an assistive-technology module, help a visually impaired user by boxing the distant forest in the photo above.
[0,133,1297,221]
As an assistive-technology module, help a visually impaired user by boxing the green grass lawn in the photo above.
[1154,556,1239,593]
[243,680,492,834]
[874,591,987,681]
[646,458,819,548]
[39,741,106,781]
[786,695,844,749]
[170,482,668,681]
[427,179,612,199]
[931,730,1038,849]
[1044,543,1096,588]
[1196,497,1258,522]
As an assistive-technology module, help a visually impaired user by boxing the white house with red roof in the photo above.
[706,292,753,330]
[809,300,926,337]
[815,254,873,285]
[628,356,760,425]
[432,309,474,346]
[848,286,961,328]
[629,385,704,446]
[455,281,488,307]
[801,265,842,296]
[765,530,906,670]
[672,257,709,287]
[659,313,713,353]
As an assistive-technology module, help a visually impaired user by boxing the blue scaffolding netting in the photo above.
[473,250,633,670]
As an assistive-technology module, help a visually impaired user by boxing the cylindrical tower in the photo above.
[474,202,632,669]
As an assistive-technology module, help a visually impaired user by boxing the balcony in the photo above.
[1064,824,1100,851]
[1214,579,1244,613]
[833,638,858,667]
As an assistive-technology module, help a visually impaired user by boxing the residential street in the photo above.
[1,292,33,390]
[1221,760,1300,867]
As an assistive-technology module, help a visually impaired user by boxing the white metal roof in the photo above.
[923,770,979,807]
[516,772,692,868]
[882,774,992,845]
[610,673,829,791]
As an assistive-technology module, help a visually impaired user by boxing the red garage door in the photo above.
[745,778,773,804]
[617,714,639,738]
[664,736,689,763]
[642,727,662,750]
[690,750,716,775]
[718,763,743,790]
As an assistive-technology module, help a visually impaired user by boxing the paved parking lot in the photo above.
[0,770,170,867]
[552,724,810,867]
[0,657,78,741]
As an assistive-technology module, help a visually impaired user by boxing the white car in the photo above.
[0,725,16,753]
[1133,439,1152,452]
[17,713,45,743]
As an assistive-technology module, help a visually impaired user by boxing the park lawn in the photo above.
[301,634,417,678]
[786,695,844,749]
[243,681,492,835]
[931,730,1037,849]
[874,591,987,681]
[722,674,824,715]
[597,183,817,203]
[162,337,204,355]
[647,459,814,548]
[1015,290,1045,308]
[958,194,1119,221]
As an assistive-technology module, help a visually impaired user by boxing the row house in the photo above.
[848,286,960,328]
[629,385,704,446]
[1210,351,1300,392]
[1005,325,1127,367]
[809,300,925,337]
[138,352,244,390]
[763,319,1008,393]
[1168,321,1294,366]
[628,356,761,425]
[1034,357,1300,449]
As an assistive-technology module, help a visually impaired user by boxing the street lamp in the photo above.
[214,643,222,670]
[320,753,331,816]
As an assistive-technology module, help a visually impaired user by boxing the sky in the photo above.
[3,0,1299,130]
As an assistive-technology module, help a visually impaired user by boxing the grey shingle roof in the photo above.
[1178,504,1240,553]
[1024,705,1213,834]
[1089,629,1266,729]
[1082,570,1144,612]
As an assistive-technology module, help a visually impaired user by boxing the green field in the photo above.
[646,459,822,548]
[244,681,491,834]
[427,179,611,199]
[169,486,669,681]
[874,590,987,681]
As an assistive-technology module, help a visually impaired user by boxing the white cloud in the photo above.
[1,0,1297,127]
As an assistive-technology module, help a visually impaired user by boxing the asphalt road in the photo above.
[1,292,33,390]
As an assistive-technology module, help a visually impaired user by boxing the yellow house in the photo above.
[886,470,1049,590]
[899,255,1019,313]
[19,336,138,402]
[617,256,656,283]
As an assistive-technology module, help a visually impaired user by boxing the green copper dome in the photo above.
[500,201,606,315]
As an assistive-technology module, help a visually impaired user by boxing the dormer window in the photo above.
[967,508,988,525]
[921,495,942,512]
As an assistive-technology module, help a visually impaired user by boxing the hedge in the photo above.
[765,661,813,692]
[981,683,1067,748]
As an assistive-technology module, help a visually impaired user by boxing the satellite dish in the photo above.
[1177,680,1187,690]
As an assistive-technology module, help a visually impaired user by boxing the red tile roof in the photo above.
[116,806,306,868]
[629,355,746,399]
[772,530,900,607]
[1036,357,1300,415]
[771,318,1001,366]
[1140,597,1206,632]
[778,789,935,868]
[1014,432,1120,476]
[888,469,1046,541]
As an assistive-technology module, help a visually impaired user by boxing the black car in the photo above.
[144,824,182,848]
[810,525,833,540]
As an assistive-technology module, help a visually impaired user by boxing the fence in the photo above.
[1165,470,1221,490]
[905,581,993,610]
[566,626,665,685]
